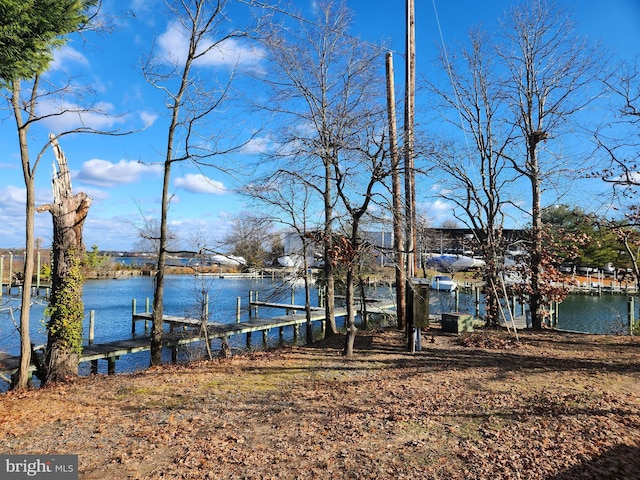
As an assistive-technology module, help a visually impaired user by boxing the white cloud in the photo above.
[78,186,111,201]
[37,98,128,132]
[0,185,27,213]
[240,136,277,154]
[139,110,158,127]
[175,173,226,194]
[157,21,265,68]
[50,46,89,71]
[76,159,163,187]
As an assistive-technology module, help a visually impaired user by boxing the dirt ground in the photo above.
[1,328,639,479]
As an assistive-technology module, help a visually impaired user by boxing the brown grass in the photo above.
[1,328,639,479]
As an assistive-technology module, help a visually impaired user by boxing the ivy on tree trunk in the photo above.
[37,134,91,384]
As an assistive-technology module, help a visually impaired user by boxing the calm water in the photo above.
[0,276,635,387]
[428,289,634,334]
[0,275,325,378]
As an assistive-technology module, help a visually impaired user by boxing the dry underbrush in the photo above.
[1,328,639,479]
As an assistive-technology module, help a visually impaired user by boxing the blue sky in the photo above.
[0,0,638,252]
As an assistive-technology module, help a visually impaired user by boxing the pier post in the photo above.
[628,297,636,335]
[293,324,300,342]
[107,357,116,375]
[36,251,41,292]
[131,298,137,335]
[475,287,480,317]
[236,297,241,323]
[279,326,284,344]
[254,291,259,317]
[262,330,268,348]
[246,332,252,349]
[8,252,13,295]
[145,297,150,332]
[89,310,98,374]
[89,310,95,344]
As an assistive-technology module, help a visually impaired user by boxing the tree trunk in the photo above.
[11,82,34,390]
[151,160,171,366]
[529,176,542,330]
[37,134,91,384]
[529,144,543,330]
[343,266,357,357]
[323,159,337,336]
[303,239,313,345]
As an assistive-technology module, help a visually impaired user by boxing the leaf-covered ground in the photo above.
[1,328,639,479]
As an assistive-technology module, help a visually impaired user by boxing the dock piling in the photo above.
[131,299,137,335]
[89,310,98,374]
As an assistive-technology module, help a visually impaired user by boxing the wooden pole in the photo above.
[405,0,417,352]
[386,52,406,332]
[89,310,98,374]
[8,252,13,295]
[145,297,150,332]
[36,251,41,291]
[132,298,137,335]
[89,310,95,344]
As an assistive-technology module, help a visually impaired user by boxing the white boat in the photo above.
[277,254,304,268]
[424,253,485,271]
[430,275,457,291]
[210,254,246,267]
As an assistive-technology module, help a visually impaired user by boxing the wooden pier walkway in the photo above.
[0,304,357,382]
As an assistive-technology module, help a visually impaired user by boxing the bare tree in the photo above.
[334,127,389,357]
[597,58,640,197]
[597,58,640,295]
[244,171,321,344]
[141,0,255,365]
[429,28,516,327]
[223,215,273,268]
[257,0,386,336]
[499,0,607,329]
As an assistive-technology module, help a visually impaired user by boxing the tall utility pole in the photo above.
[404,0,417,351]
[385,52,406,331]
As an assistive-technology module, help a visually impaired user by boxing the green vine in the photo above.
[44,248,85,356]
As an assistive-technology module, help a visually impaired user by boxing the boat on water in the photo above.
[424,253,485,271]
[210,254,246,267]
[430,275,457,291]
[277,254,304,268]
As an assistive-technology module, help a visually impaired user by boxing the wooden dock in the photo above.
[0,304,357,382]
[0,293,401,383]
